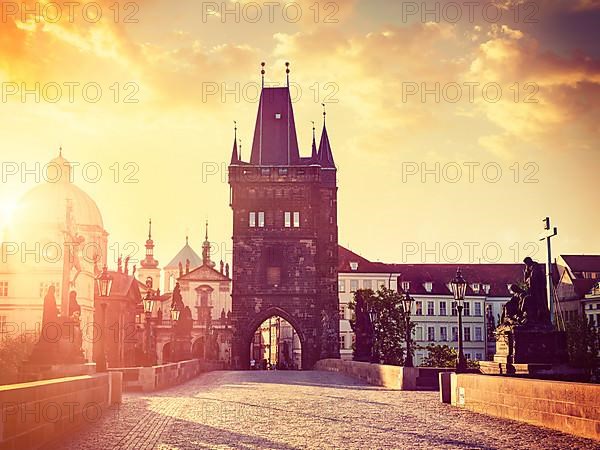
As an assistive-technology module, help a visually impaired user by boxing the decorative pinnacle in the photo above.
[261,62,266,87]
[322,103,327,124]
[148,218,152,240]
[285,61,290,86]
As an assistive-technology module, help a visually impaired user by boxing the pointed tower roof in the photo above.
[141,218,159,269]
[311,121,319,163]
[250,86,300,165]
[230,121,240,164]
[165,237,202,269]
[202,220,215,268]
[318,107,335,169]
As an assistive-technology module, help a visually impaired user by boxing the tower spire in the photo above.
[311,121,318,162]
[318,105,335,169]
[286,61,290,87]
[148,218,152,240]
[230,121,240,164]
[202,219,213,267]
[141,218,158,269]
[261,62,265,88]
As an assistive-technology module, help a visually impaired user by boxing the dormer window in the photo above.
[482,283,490,294]
[275,113,282,119]
[424,282,433,293]
[401,281,410,292]
[350,262,359,271]
[472,283,480,293]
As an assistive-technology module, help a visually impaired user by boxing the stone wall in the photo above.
[450,373,600,441]
[315,359,453,390]
[0,373,121,450]
[109,359,223,392]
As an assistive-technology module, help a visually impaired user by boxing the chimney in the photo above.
[220,260,224,274]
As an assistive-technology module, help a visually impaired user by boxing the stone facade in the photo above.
[228,83,339,369]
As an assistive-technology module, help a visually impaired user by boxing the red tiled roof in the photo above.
[560,255,600,274]
[338,245,526,297]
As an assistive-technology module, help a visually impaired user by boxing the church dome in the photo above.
[13,152,104,231]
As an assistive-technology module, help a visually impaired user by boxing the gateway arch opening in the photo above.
[250,316,302,370]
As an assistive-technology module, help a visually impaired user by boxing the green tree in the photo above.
[565,314,599,372]
[349,287,413,366]
[0,335,35,385]
[421,344,456,368]
[420,343,480,369]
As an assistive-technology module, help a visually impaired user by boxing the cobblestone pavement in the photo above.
[47,371,598,450]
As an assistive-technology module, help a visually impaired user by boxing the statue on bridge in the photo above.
[482,258,568,372]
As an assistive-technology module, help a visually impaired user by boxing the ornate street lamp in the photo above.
[94,266,112,373]
[96,266,113,297]
[368,307,378,364]
[402,290,414,368]
[450,268,468,373]
[170,302,182,322]
[143,290,156,366]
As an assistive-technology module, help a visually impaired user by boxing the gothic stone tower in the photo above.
[229,77,339,369]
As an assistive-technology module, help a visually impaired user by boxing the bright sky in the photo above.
[0,0,598,266]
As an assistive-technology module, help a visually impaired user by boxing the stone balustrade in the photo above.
[448,373,600,441]
[0,372,122,450]
[109,359,224,392]
[315,358,454,390]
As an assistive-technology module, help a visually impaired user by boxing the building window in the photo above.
[475,327,483,342]
[463,301,470,317]
[261,168,270,176]
[401,281,410,292]
[258,211,265,227]
[415,301,423,316]
[451,326,458,342]
[427,301,434,316]
[0,315,7,334]
[338,280,346,293]
[350,261,359,271]
[339,335,345,350]
[465,352,472,360]
[427,326,435,341]
[39,282,60,298]
[363,280,372,290]
[464,327,471,342]
[451,301,457,316]
[415,327,423,341]
[284,212,291,227]
[475,352,483,360]
[474,302,482,316]
[266,267,281,287]
[278,168,288,175]
[482,284,490,294]
[0,281,7,297]
[439,301,447,316]
[424,281,433,292]
[350,280,358,292]
[339,305,346,320]
[377,280,386,290]
[472,283,480,293]
[249,212,256,227]
[440,327,448,341]
[293,212,300,228]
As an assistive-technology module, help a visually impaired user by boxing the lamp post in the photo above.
[402,290,414,368]
[450,268,468,373]
[169,296,183,362]
[368,307,378,363]
[95,266,112,372]
[143,277,156,366]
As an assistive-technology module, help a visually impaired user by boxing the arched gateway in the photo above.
[228,70,340,369]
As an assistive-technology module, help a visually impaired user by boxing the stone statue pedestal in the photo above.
[493,326,568,365]
[480,325,584,380]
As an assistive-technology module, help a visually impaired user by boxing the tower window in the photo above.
[249,212,256,227]
[258,211,265,227]
[249,212,265,228]
[293,212,300,228]
[0,281,7,297]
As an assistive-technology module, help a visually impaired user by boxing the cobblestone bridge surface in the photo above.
[47,371,597,450]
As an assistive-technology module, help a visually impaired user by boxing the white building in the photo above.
[338,246,521,365]
[0,151,108,361]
